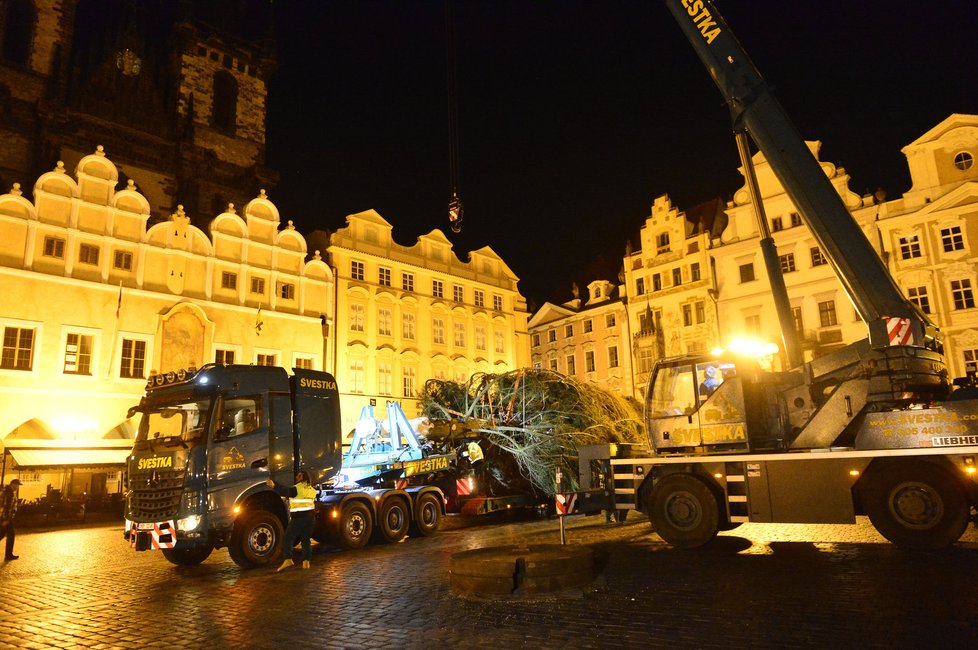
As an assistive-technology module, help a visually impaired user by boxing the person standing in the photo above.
[1,478,21,561]
[266,470,317,571]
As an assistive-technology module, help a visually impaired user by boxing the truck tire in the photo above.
[374,497,410,543]
[410,492,441,537]
[648,473,720,549]
[336,501,372,550]
[862,460,969,550]
[228,510,284,568]
[161,545,213,566]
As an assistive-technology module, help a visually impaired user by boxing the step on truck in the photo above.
[565,0,978,550]
[124,365,444,567]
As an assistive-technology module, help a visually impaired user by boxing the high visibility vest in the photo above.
[290,482,317,513]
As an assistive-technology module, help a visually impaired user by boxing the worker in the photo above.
[267,470,317,571]
[699,365,723,397]
[1,478,21,561]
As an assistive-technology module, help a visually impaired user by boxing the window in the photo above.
[745,314,761,333]
[672,268,682,286]
[791,306,804,333]
[818,300,838,327]
[295,357,314,370]
[771,216,783,232]
[682,304,693,327]
[221,272,237,290]
[279,283,295,300]
[964,349,978,377]
[474,290,485,307]
[402,273,414,292]
[454,322,465,347]
[378,307,392,336]
[120,339,146,378]
[810,247,827,267]
[739,263,755,283]
[2,326,35,372]
[907,286,931,314]
[695,301,705,324]
[378,267,392,287]
[608,345,619,368]
[349,359,364,393]
[432,280,444,298]
[547,329,556,343]
[899,235,922,260]
[351,261,365,281]
[220,397,261,438]
[433,318,445,344]
[565,324,574,338]
[79,244,100,266]
[378,362,392,395]
[652,274,662,292]
[453,285,464,302]
[549,358,558,372]
[566,354,576,375]
[606,314,616,328]
[790,212,803,227]
[402,312,415,340]
[583,319,593,334]
[635,278,645,295]
[215,349,235,365]
[63,333,93,375]
[349,303,365,332]
[43,237,65,259]
[954,151,975,171]
[113,250,133,271]
[951,279,976,310]
[779,253,796,273]
[690,262,701,282]
[494,330,505,354]
[402,367,416,397]
[250,277,265,294]
[585,350,596,373]
[656,232,670,254]
[493,295,503,311]
[475,325,487,350]
[532,333,541,347]
[941,226,965,253]
[257,354,276,366]
[212,71,238,133]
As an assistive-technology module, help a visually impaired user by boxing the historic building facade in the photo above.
[322,210,531,435]
[0,148,331,500]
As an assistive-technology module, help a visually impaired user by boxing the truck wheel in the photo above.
[410,492,441,537]
[336,501,372,550]
[648,473,720,549]
[374,498,410,543]
[228,510,284,568]
[862,461,968,550]
[161,545,213,566]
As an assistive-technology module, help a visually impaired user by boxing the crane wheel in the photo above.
[647,473,720,549]
[374,497,410,543]
[862,460,969,550]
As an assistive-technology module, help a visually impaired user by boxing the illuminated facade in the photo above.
[0,148,332,499]
[323,210,530,435]
[528,280,635,399]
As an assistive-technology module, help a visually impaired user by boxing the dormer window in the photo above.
[656,232,670,254]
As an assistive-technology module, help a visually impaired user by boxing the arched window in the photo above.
[212,71,238,133]
[2,0,36,66]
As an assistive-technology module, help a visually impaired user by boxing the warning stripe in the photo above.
[555,493,577,516]
[456,478,472,496]
[886,317,914,346]
[152,520,176,549]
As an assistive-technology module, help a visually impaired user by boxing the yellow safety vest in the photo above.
[290,482,317,513]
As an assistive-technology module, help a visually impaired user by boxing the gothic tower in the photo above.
[0,0,277,228]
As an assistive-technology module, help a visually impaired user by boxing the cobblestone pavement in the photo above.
[1,514,977,649]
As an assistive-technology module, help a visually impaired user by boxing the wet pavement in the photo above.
[1,513,977,649]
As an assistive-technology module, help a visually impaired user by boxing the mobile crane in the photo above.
[574,0,978,550]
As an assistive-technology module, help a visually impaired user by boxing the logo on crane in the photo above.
[681,0,722,44]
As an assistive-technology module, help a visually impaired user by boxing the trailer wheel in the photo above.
[336,501,372,550]
[862,460,969,550]
[374,498,410,543]
[161,545,213,566]
[229,510,283,568]
[648,473,720,549]
[410,492,441,537]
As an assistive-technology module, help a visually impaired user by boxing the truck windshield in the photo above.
[647,364,696,417]
[136,399,212,446]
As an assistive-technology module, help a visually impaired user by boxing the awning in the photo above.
[6,448,131,470]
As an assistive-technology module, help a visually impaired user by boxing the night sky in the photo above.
[265,1,978,309]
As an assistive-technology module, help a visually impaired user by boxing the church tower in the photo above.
[0,0,277,228]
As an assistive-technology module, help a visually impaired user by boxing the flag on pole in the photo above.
[255,304,264,335]
[115,282,123,319]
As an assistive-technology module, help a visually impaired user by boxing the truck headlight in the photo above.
[177,514,202,532]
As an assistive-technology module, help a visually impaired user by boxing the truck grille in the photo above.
[127,468,185,521]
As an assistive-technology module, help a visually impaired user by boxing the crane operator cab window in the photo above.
[697,362,737,402]
[647,364,697,417]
